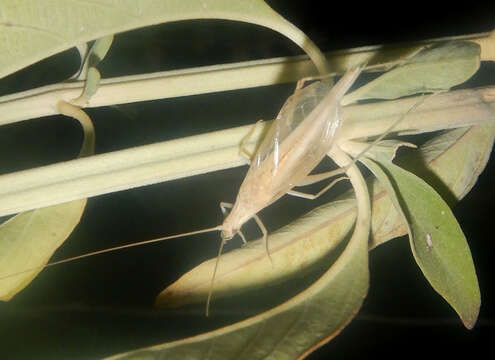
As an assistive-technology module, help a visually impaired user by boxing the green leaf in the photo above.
[75,66,102,105]
[0,0,329,79]
[0,200,86,300]
[110,145,374,359]
[75,34,113,81]
[155,200,357,308]
[72,35,114,104]
[0,99,95,300]
[100,119,489,360]
[370,122,495,248]
[70,43,88,79]
[85,35,114,70]
[153,122,494,310]
[364,158,480,329]
[343,41,480,104]
[107,200,369,360]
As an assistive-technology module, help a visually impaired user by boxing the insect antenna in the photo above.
[342,92,433,170]
[0,225,222,281]
[206,231,227,317]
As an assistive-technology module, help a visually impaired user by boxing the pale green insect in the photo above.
[220,68,361,244]
[211,67,362,314]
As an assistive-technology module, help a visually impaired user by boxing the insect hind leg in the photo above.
[288,176,348,200]
[287,169,348,200]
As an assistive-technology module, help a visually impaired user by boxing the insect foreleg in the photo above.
[296,72,335,90]
[239,120,265,161]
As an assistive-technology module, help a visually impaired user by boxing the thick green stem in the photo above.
[0,87,493,217]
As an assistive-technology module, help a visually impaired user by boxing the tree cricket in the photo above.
[2,64,421,315]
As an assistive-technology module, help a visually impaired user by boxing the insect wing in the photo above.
[253,81,332,169]
[263,68,362,190]
[237,67,361,213]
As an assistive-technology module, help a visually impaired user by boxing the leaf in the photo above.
[343,41,480,104]
[103,115,492,359]
[73,35,114,104]
[74,67,101,105]
[371,122,495,247]
[105,141,375,359]
[156,200,357,308]
[157,123,495,310]
[115,143,374,359]
[107,196,370,360]
[84,35,114,73]
[406,125,495,202]
[365,157,480,329]
[69,43,88,80]
[0,200,86,300]
[0,101,95,299]
[0,0,329,79]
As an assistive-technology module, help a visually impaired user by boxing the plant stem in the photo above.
[1,31,492,127]
[0,87,494,217]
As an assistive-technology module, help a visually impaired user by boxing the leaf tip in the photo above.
[459,294,480,330]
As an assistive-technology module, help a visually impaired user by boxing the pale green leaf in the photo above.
[402,124,495,202]
[0,199,86,300]
[73,35,114,104]
[371,159,481,329]
[74,35,113,81]
[108,116,493,359]
[156,199,357,308]
[155,123,494,311]
[105,120,491,360]
[0,0,329,79]
[0,100,95,300]
[115,146,373,360]
[107,197,369,360]
[370,122,495,248]
[85,35,114,70]
[360,156,411,237]
[69,42,88,79]
[343,41,480,104]
[75,67,101,104]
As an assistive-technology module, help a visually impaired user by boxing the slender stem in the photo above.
[1,31,492,127]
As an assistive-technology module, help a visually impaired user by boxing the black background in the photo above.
[0,1,494,359]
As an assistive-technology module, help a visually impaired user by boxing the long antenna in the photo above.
[206,235,227,317]
[343,92,435,171]
[0,225,222,280]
